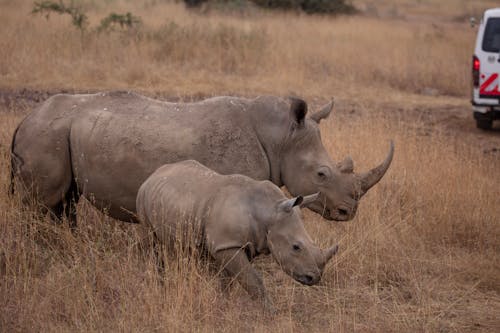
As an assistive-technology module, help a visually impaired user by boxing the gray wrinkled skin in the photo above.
[10,91,393,222]
[136,160,338,310]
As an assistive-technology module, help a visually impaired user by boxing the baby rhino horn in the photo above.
[323,245,339,263]
[278,196,303,213]
[299,192,320,207]
[278,193,320,213]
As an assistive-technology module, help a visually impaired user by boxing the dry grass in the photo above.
[1,0,500,332]
[0,0,494,99]
[1,104,499,332]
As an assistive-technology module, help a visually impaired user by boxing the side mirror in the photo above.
[470,17,476,28]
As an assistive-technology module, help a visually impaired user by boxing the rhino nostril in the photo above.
[338,208,348,216]
[303,274,314,284]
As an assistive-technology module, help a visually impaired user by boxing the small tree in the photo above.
[32,1,142,38]
[32,1,88,33]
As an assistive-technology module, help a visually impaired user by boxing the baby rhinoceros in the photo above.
[136,160,339,311]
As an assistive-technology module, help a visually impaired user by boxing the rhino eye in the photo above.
[316,167,331,182]
[293,244,301,252]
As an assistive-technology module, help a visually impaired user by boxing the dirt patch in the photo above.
[365,101,500,156]
[322,95,500,157]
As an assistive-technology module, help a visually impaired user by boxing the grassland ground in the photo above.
[1,0,500,331]
[1,89,499,332]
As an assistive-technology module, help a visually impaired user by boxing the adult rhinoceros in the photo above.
[10,91,393,222]
[136,160,339,310]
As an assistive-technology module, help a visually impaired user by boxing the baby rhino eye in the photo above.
[293,244,301,252]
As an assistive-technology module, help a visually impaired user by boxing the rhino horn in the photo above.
[323,244,339,263]
[310,99,334,124]
[359,141,395,195]
[337,156,354,173]
[299,192,320,207]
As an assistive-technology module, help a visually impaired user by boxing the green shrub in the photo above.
[299,0,356,14]
[183,0,208,7]
[32,1,142,35]
[252,0,356,14]
[32,0,88,32]
[183,0,356,14]
[98,12,142,32]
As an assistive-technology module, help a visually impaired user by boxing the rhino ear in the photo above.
[337,156,354,173]
[310,99,334,124]
[277,196,303,213]
[289,97,308,126]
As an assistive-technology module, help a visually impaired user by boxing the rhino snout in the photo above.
[295,272,321,286]
[308,203,356,221]
[329,205,356,221]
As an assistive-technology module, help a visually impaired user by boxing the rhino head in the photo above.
[280,99,394,221]
[267,193,338,285]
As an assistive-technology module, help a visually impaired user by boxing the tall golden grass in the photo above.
[1,0,499,332]
[1,105,499,331]
[1,0,495,98]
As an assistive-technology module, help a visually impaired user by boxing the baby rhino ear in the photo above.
[277,196,304,213]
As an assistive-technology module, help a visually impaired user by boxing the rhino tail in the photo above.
[9,122,24,197]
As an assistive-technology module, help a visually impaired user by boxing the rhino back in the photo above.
[137,161,279,256]
[136,161,238,250]
[67,92,271,220]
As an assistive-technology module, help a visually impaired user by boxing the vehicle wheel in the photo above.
[476,118,492,130]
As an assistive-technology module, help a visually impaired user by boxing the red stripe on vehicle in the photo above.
[484,85,500,96]
[480,73,499,94]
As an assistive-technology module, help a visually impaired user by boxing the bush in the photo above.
[252,0,299,10]
[253,0,356,14]
[98,12,142,33]
[184,0,356,14]
[32,0,88,32]
[183,0,208,7]
[299,0,356,14]
[32,1,142,34]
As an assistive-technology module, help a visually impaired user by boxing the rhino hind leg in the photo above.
[13,161,79,225]
[11,128,79,225]
[51,177,80,227]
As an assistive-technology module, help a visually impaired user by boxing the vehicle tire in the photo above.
[476,118,493,130]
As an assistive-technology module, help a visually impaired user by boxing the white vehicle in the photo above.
[472,8,500,130]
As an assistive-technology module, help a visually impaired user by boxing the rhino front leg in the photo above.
[213,248,275,313]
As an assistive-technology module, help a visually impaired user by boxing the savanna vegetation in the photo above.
[0,0,499,331]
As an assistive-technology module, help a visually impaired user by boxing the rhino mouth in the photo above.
[294,273,320,286]
[307,203,335,221]
[307,202,352,222]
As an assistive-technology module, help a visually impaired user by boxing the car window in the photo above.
[482,17,500,52]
